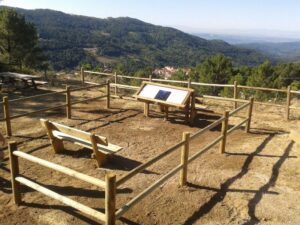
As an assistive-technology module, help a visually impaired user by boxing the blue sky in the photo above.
[1,0,300,37]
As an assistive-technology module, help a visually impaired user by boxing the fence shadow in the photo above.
[182,133,275,225]
[243,141,294,225]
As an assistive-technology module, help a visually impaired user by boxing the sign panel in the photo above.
[137,82,192,107]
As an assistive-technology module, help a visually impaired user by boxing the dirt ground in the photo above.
[1,81,300,225]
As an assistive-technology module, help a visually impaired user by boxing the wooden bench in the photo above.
[40,119,122,167]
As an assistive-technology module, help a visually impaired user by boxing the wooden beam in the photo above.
[144,102,149,117]
[245,97,254,133]
[233,81,238,109]
[105,174,116,225]
[107,80,110,109]
[286,85,291,120]
[13,150,106,188]
[8,142,22,205]
[180,132,190,186]
[219,111,229,154]
[81,67,85,84]
[15,176,106,222]
[66,85,71,119]
[3,97,12,136]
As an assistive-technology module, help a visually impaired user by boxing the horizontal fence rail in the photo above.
[1,81,110,136]
[8,142,114,224]
[82,69,300,120]
[113,99,253,223]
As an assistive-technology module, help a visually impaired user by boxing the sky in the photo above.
[1,0,300,38]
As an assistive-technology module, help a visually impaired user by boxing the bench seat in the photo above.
[41,119,123,167]
[52,130,122,154]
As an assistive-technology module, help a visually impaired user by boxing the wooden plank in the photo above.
[3,97,12,136]
[233,81,238,109]
[15,176,106,222]
[286,85,291,120]
[66,86,71,119]
[219,111,229,154]
[8,90,67,103]
[52,131,122,154]
[71,83,107,92]
[245,97,254,133]
[105,174,116,225]
[49,121,108,145]
[11,104,67,119]
[228,102,250,117]
[238,85,287,93]
[116,134,224,219]
[180,132,190,186]
[107,81,110,109]
[8,142,22,205]
[116,139,186,186]
[13,151,106,188]
[227,118,249,135]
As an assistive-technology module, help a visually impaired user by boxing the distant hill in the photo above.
[237,42,300,62]
[4,7,268,71]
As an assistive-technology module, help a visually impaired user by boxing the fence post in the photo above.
[233,81,238,109]
[149,75,152,82]
[114,72,117,96]
[180,132,190,186]
[8,141,22,205]
[81,67,85,85]
[144,103,149,117]
[245,97,254,133]
[220,111,229,154]
[106,80,110,109]
[286,85,291,120]
[105,174,116,225]
[3,97,12,137]
[188,78,191,89]
[66,86,71,119]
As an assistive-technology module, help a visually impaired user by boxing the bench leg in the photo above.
[93,151,107,167]
[50,139,64,154]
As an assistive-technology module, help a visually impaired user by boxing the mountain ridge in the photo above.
[2,6,268,71]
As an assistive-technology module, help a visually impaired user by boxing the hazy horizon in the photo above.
[1,0,300,40]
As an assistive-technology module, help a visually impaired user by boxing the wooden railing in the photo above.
[9,99,253,225]
[8,141,115,225]
[72,98,252,225]
[1,81,110,136]
[82,69,300,120]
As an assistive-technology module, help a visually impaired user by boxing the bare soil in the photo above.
[1,82,300,225]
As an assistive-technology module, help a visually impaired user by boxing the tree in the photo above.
[198,54,233,95]
[0,8,44,69]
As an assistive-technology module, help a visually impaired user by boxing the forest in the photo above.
[1,7,300,99]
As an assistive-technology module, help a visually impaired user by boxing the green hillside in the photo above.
[8,7,267,71]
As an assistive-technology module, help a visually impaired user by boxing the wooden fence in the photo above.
[9,98,253,225]
[8,141,115,225]
[82,69,300,120]
[1,81,110,136]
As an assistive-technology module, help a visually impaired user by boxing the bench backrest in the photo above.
[40,119,108,146]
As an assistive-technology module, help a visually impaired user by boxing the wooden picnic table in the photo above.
[0,72,41,90]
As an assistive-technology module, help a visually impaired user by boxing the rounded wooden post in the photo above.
[188,78,191,89]
[105,174,116,225]
[245,97,254,133]
[144,103,149,117]
[220,111,229,154]
[286,85,291,120]
[3,97,12,137]
[8,141,22,205]
[180,132,190,186]
[114,72,117,96]
[66,86,71,119]
[81,67,85,85]
[233,81,238,109]
[106,80,110,109]
[149,75,152,82]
